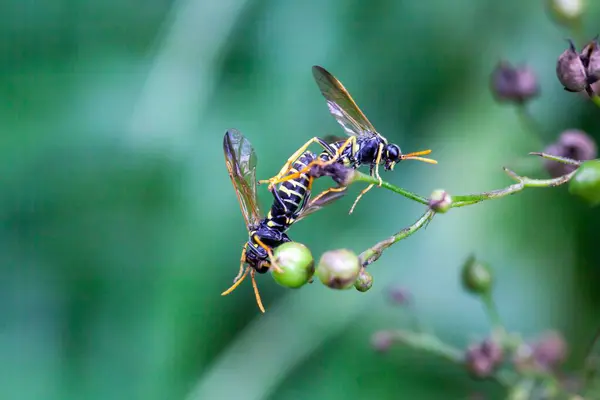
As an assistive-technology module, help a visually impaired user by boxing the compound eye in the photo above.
[387,144,400,160]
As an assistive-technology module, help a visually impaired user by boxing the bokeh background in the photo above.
[2,0,600,399]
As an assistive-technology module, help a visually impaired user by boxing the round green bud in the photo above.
[354,269,373,292]
[547,0,585,25]
[461,255,493,295]
[428,189,452,213]
[271,242,315,289]
[568,160,600,206]
[316,249,361,290]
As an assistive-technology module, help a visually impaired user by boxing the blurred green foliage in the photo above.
[2,0,600,399]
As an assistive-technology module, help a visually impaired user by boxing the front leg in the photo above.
[373,143,384,187]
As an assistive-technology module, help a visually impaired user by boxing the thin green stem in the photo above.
[451,167,577,207]
[353,171,429,205]
[482,292,505,337]
[359,209,434,267]
[591,95,600,109]
[390,330,463,364]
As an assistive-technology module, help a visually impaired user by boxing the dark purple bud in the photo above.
[557,40,588,93]
[543,129,597,177]
[490,61,539,104]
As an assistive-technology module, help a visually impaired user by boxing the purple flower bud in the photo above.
[464,338,504,378]
[490,61,539,104]
[543,129,597,177]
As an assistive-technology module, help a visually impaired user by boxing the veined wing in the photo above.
[223,129,262,228]
[312,65,377,137]
[295,187,348,224]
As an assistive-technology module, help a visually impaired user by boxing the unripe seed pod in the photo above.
[461,255,493,296]
[271,242,315,288]
[547,0,585,25]
[557,40,588,92]
[354,269,373,292]
[316,249,361,290]
[428,189,452,213]
[568,160,600,206]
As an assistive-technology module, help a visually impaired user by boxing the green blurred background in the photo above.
[2,0,600,399]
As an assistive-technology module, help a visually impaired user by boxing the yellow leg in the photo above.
[349,184,374,214]
[253,235,282,273]
[311,186,347,204]
[348,143,384,215]
[258,137,332,190]
[232,243,247,283]
[267,136,356,187]
[221,267,249,296]
[373,143,384,187]
[250,269,265,313]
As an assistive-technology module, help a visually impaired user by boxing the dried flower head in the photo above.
[580,36,600,80]
[543,129,597,177]
[557,39,589,93]
[490,61,540,104]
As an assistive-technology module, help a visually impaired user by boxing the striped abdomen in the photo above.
[265,151,315,231]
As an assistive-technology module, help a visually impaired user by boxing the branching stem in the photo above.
[353,153,579,268]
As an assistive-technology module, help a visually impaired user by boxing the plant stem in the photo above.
[353,152,578,269]
[482,292,506,337]
[390,330,463,364]
[359,209,434,267]
[451,167,576,207]
[591,95,600,109]
[353,171,429,205]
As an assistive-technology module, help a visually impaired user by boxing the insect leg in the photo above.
[250,269,266,313]
[268,136,356,186]
[347,143,384,215]
[311,186,347,204]
[233,243,248,283]
[221,267,250,296]
[258,137,332,189]
[373,142,384,187]
[253,234,282,273]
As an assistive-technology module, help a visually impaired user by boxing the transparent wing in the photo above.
[295,187,348,223]
[312,65,377,137]
[223,129,262,228]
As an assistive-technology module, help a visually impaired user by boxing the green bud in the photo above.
[461,255,493,295]
[271,242,315,288]
[354,269,373,292]
[547,0,585,25]
[428,189,452,213]
[316,249,361,290]
[569,160,600,206]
